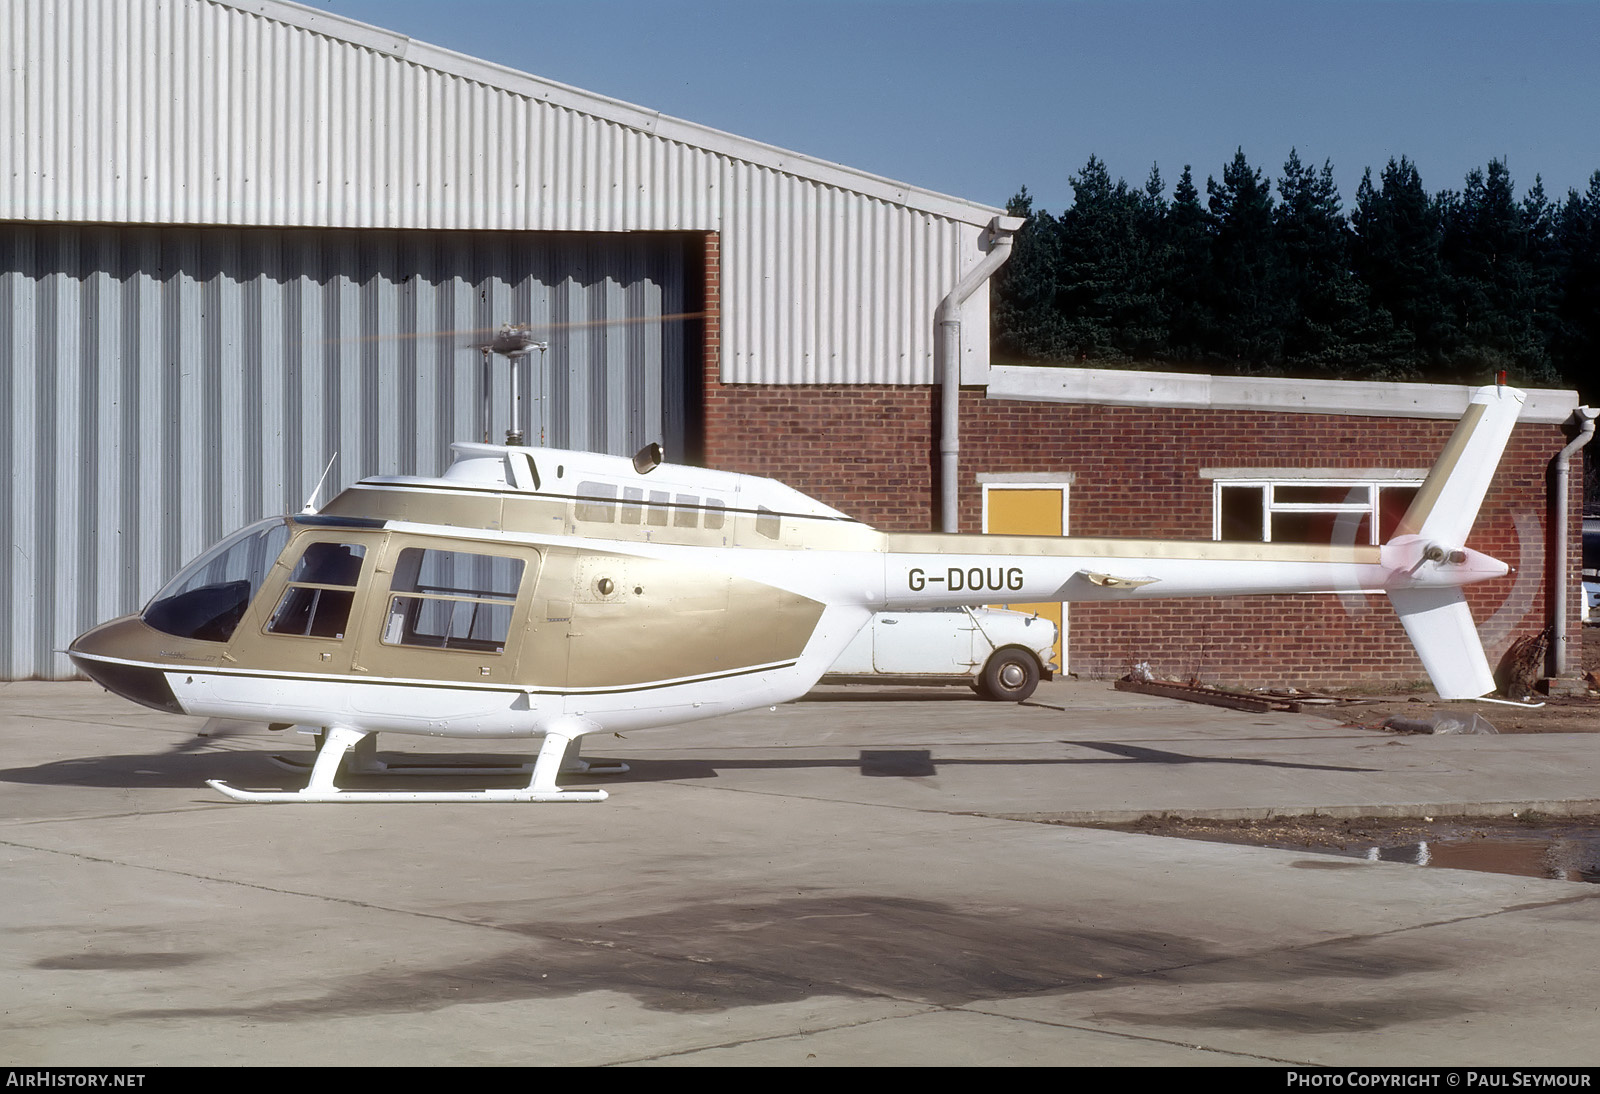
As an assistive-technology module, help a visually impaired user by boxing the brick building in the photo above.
[704,349,1585,690]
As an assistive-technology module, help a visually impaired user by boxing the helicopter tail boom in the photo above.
[868,383,1524,700]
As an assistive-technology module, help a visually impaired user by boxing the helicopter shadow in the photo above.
[0,720,1377,792]
[796,688,988,703]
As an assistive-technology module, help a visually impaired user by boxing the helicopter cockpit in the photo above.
[138,516,524,654]
[142,517,290,643]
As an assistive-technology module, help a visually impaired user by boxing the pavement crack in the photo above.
[952,1004,1318,1064]
[600,1007,946,1065]
[0,835,531,933]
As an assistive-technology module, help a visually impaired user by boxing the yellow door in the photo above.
[984,487,1066,671]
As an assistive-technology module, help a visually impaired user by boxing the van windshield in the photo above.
[143,518,290,642]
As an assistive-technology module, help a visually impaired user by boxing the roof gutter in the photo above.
[936,215,1026,532]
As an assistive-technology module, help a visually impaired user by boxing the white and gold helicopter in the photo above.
[69,345,1525,803]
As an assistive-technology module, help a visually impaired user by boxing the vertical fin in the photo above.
[1387,588,1496,700]
[1393,385,1525,546]
[1386,384,1526,700]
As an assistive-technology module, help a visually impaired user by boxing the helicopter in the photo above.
[69,355,1526,803]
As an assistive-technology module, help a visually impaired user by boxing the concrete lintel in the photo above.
[987,365,1580,425]
[976,472,1076,484]
[1199,467,1430,481]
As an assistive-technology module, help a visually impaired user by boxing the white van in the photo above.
[822,607,1059,702]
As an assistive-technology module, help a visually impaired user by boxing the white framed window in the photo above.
[266,541,367,639]
[1205,470,1424,545]
[382,547,526,653]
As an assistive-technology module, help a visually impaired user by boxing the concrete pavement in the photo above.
[2,678,1598,1066]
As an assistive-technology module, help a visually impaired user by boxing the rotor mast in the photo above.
[480,323,548,446]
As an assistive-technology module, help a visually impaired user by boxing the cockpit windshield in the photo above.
[142,518,290,642]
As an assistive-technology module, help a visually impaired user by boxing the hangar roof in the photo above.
[2,0,1003,230]
[255,1,1005,227]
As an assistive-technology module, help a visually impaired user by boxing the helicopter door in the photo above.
[244,535,378,674]
[361,539,542,686]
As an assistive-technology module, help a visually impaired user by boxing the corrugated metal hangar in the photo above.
[1,0,1009,678]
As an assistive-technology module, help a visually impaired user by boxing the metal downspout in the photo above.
[1551,405,1598,677]
[935,215,1026,532]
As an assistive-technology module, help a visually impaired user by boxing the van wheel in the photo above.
[979,648,1040,702]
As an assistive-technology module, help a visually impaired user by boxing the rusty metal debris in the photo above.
[1494,627,1551,700]
[1113,677,1305,713]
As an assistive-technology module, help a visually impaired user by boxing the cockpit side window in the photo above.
[143,518,290,643]
[265,542,367,639]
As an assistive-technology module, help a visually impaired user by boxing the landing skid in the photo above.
[205,783,606,804]
[266,732,630,777]
[208,725,612,804]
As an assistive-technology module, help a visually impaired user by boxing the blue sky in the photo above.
[307,0,1600,217]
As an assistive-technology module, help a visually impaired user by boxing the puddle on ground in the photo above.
[1098,816,1600,884]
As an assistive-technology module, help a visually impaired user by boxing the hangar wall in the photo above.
[1,0,1002,385]
[1,0,1011,678]
[0,224,694,678]
[0,0,1579,695]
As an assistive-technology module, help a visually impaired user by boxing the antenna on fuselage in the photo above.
[301,452,339,514]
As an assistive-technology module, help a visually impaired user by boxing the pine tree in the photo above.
[1159,165,1215,365]
[990,150,1594,392]
[1206,148,1286,370]
[992,186,1065,363]
[1553,172,1600,400]
[1440,160,1558,383]
[1052,156,1165,362]
[1274,150,1367,373]
[1350,157,1453,378]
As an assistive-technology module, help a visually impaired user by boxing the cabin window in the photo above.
[674,495,698,528]
[382,548,525,653]
[265,541,367,639]
[574,481,616,522]
[620,486,644,525]
[647,490,670,527]
[574,483,728,531]
[1211,477,1421,545]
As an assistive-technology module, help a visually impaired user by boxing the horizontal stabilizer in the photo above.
[1077,570,1159,589]
[1387,587,1495,700]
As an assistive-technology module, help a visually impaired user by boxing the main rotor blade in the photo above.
[326,311,708,348]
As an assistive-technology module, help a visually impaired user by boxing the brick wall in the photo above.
[696,273,1577,690]
[959,395,1572,687]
